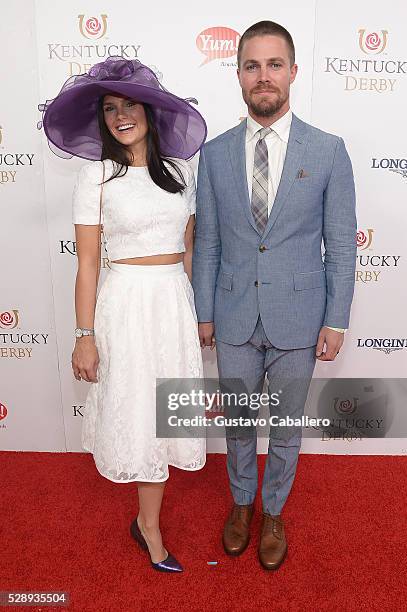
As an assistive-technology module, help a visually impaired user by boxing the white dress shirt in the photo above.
[245,109,345,334]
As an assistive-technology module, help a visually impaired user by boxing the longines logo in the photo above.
[47,13,141,76]
[358,29,388,55]
[371,157,407,180]
[357,338,407,354]
[196,26,240,67]
[324,28,404,93]
[0,401,7,429]
[0,126,35,186]
[355,228,401,283]
[0,310,49,359]
[78,14,108,40]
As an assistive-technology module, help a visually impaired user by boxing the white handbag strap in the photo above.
[97,160,105,286]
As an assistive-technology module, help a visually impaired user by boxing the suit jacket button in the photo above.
[254,280,259,287]
[259,245,266,252]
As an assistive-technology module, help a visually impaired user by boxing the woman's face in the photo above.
[102,94,148,149]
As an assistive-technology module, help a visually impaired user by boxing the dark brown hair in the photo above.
[97,97,185,193]
[237,20,295,68]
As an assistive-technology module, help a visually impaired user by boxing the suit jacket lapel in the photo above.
[228,119,260,235]
[262,114,309,240]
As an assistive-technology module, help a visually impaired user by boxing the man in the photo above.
[192,21,356,570]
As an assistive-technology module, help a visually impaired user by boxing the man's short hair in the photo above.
[237,20,296,68]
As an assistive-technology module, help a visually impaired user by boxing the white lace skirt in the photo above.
[82,261,206,483]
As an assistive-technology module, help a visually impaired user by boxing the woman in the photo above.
[39,57,207,573]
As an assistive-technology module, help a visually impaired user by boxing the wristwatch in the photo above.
[75,328,95,338]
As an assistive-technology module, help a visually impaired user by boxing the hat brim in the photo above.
[42,81,207,161]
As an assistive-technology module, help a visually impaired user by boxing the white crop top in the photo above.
[72,158,196,260]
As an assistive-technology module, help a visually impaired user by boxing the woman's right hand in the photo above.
[72,337,100,382]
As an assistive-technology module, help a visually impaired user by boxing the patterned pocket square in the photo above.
[297,169,310,179]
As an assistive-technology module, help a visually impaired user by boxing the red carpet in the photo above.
[1,452,406,612]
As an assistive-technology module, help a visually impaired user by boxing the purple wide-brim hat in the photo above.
[38,56,207,161]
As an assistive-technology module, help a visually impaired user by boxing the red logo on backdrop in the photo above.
[334,398,358,416]
[356,229,374,250]
[358,29,388,54]
[78,14,108,39]
[0,403,8,421]
[0,310,19,329]
[196,26,240,66]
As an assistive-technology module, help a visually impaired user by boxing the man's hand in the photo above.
[198,322,216,349]
[316,327,344,361]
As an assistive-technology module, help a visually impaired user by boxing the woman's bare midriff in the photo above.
[111,253,184,265]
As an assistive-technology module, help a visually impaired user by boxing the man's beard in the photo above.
[244,88,287,118]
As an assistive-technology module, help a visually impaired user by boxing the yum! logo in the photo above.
[358,29,388,54]
[196,26,240,66]
[0,402,7,421]
[78,14,108,39]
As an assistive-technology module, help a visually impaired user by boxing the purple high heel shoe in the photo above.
[130,518,183,573]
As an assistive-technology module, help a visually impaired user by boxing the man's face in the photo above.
[237,35,298,120]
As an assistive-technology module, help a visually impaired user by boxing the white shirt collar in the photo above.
[246,109,293,144]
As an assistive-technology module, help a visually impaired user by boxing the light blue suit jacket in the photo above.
[192,114,357,350]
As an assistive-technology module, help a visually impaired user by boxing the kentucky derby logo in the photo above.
[0,310,19,329]
[358,29,388,54]
[196,26,240,66]
[78,14,108,39]
[334,397,358,416]
[325,28,398,93]
[357,229,374,250]
[0,402,8,421]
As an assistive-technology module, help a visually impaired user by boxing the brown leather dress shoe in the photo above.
[222,503,254,556]
[258,513,287,570]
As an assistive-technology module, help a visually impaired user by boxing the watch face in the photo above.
[75,329,82,338]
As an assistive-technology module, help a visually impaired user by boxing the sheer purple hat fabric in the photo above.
[38,56,207,161]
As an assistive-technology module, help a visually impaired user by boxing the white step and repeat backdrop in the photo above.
[1,0,406,455]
